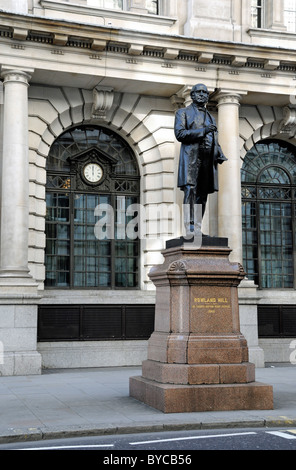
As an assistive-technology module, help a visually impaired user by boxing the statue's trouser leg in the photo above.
[183,187,208,234]
[183,185,195,233]
[195,194,208,217]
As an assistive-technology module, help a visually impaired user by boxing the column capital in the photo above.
[1,67,34,85]
[170,94,184,111]
[216,92,243,107]
[177,85,192,107]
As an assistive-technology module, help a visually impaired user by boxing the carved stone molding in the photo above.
[238,263,246,279]
[177,85,193,107]
[170,94,184,111]
[92,86,114,119]
[168,260,187,273]
[279,106,296,135]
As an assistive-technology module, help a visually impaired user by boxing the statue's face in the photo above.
[191,85,209,106]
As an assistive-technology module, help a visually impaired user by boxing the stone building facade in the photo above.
[0,0,296,375]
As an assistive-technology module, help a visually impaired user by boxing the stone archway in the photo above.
[28,86,177,287]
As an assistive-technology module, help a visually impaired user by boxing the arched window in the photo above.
[45,125,140,289]
[241,140,296,289]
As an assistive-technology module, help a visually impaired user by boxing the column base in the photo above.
[0,267,33,277]
[130,376,274,413]
[0,275,39,296]
[248,347,265,369]
[0,351,42,376]
[0,292,41,376]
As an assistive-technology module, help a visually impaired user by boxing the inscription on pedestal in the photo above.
[190,287,233,333]
[192,296,230,313]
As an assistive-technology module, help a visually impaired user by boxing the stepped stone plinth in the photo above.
[130,236,273,413]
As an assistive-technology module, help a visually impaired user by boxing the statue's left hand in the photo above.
[205,124,217,134]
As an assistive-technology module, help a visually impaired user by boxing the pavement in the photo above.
[0,364,296,444]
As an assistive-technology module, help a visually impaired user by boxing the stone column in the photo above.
[0,67,41,376]
[0,68,35,285]
[216,92,242,263]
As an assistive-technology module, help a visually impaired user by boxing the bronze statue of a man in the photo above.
[174,84,227,235]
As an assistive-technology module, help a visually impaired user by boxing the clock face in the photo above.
[83,163,103,183]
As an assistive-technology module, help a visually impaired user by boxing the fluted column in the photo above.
[217,92,242,263]
[0,68,34,283]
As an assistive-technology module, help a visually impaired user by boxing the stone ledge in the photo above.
[142,360,255,385]
[130,376,274,413]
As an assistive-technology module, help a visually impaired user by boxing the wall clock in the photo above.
[83,162,103,184]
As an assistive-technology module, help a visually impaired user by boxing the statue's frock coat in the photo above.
[174,103,226,196]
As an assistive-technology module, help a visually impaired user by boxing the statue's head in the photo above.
[190,84,209,106]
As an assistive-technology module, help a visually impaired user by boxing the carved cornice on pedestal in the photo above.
[168,260,187,273]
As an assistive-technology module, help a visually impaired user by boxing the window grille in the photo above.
[258,305,296,337]
[38,304,155,341]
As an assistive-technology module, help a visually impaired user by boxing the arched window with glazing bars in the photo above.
[241,139,296,289]
[45,125,140,289]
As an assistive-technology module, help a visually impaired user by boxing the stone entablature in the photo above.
[1,11,296,83]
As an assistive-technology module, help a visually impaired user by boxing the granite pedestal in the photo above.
[129,236,273,413]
